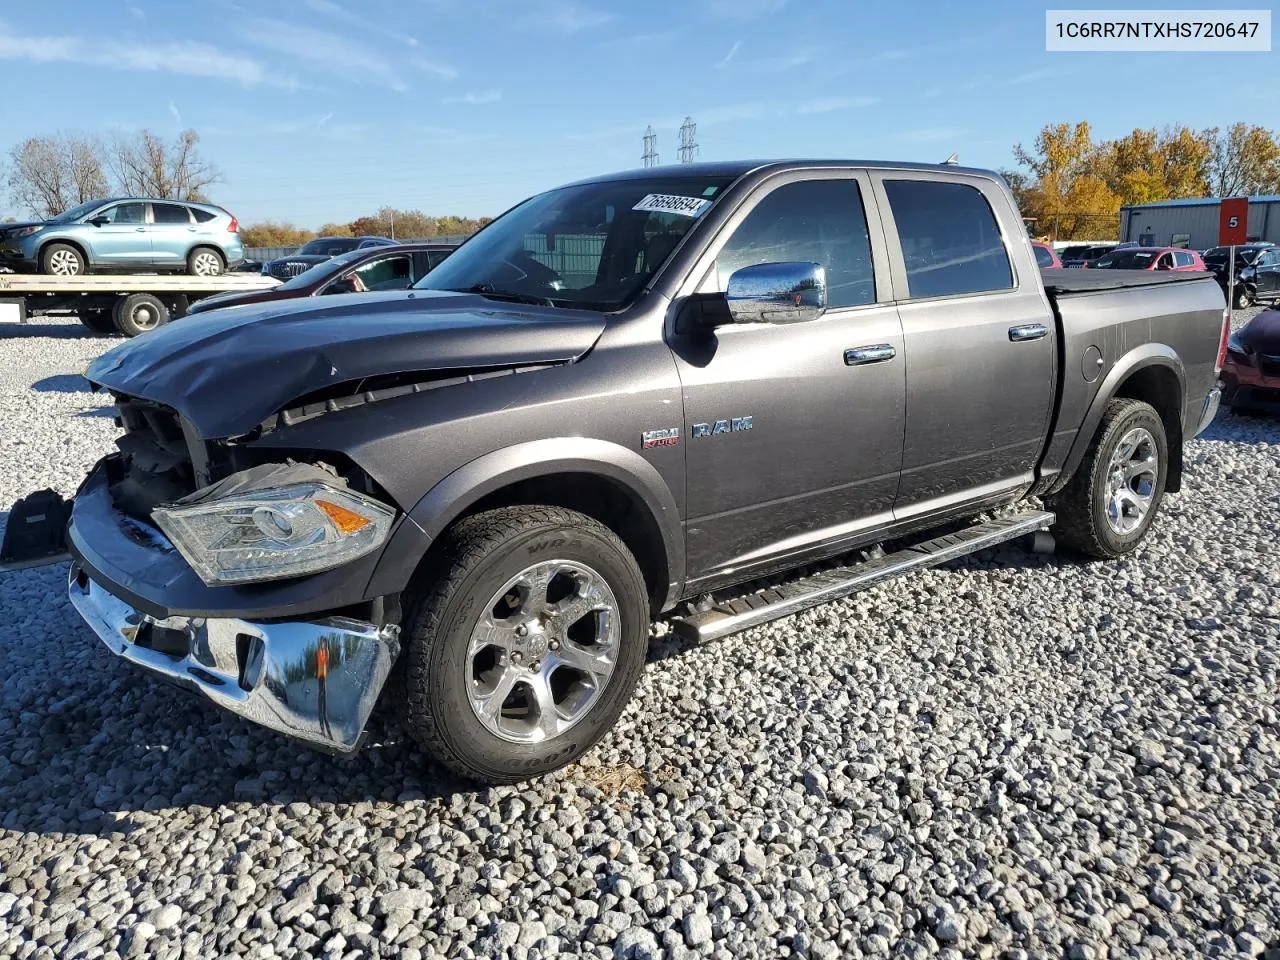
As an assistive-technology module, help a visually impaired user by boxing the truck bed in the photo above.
[1041,268,1215,297]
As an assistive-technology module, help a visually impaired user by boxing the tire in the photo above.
[40,243,87,277]
[78,309,116,334]
[1232,285,1253,310]
[1047,398,1169,559]
[112,293,170,337]
[397,506,649,784]
[187,247,224,277]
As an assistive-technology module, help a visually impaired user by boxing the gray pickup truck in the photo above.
[21,160,1229,784]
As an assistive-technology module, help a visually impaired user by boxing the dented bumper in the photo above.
[69,561,399,752]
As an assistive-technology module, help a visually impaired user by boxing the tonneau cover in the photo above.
[1041,268,1216,296]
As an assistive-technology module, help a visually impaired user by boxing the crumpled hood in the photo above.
[87,290,606,438]
[1242,308,1280,353]
[268,254,328,267]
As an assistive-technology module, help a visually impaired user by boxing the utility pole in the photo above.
[678,117,698,163]
[642,126,659,168]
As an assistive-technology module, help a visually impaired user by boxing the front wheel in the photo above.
[41,243,86,276]
[1232,284,1254,310]
[397,506,649,783]
[1048,398,1168,559]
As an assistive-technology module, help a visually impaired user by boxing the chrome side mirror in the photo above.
[725,262,826,324]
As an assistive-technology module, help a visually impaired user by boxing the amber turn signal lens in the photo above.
[316,498,372,534]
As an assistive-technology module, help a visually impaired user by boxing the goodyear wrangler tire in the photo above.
[1048,398,1168,559]
[399,506,649,783]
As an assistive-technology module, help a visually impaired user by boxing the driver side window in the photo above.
[709,179,876,309]
[102,203,146,225]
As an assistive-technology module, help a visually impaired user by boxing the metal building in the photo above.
[1120,195,1280,250]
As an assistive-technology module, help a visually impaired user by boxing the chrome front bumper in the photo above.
[1194,386,1222,437]
[69,562,400,753]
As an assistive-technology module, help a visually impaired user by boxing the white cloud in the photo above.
[716,40,741,68]
[0,20,297,88]
[797,95,879,114]
[527,1,614,33]
[443,89,501,105]
[706,0,786,20]
[303,0,423,48]
[242,19,421,91]
[125,0,145,20]
[1004,67,1055,85]
[414,58,459,81]
[168,99,182,124]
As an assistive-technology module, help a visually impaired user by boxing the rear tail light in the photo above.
[227,217,239,233]
[1215,308,1230,376]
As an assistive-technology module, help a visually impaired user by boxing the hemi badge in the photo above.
[641,427,680,450]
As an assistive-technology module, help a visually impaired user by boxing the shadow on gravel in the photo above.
[32,374,92,393]
[0,323,105,340]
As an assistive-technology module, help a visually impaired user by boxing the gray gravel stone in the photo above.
[2,313,1280,959]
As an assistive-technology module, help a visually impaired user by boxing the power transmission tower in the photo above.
[678,117,698,163]
[642,126,659,168]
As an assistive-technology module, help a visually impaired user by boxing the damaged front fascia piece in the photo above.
[246,363,564,438]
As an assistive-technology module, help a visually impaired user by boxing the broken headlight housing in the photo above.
[152,482,395,585]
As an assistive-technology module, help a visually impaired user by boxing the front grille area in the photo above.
[270,261,312,279]
[109,396,201,519]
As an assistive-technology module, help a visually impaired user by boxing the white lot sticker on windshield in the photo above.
[633,194,712,218]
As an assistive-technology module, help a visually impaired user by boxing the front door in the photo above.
[91,202,151,266]
[669,173,906,587]
[1253,249,1280,299]
[870,174,1056,519]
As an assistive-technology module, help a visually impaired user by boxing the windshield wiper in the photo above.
[449,283,557,308]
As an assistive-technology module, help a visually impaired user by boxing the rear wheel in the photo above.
[112,293,170,337]
[397,506,649,784]
[40,243,86,277]
[1232,284,1253,310]
[187,247,224,276]
[1048,398,1168,559]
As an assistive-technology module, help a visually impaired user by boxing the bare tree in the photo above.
[5,134,108,217]
[107,129,220,201]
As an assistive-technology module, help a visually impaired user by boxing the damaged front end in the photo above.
[48,391,409,753]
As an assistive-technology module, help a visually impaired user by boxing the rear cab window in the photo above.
[882,179,1013,298]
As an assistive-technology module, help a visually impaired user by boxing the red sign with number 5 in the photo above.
[1219,197,1248,245]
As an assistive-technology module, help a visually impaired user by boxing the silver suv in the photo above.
[0,198,245,276]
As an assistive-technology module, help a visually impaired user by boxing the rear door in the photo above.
[870,172,1056,521]
[148,202,195,268]
[90,202,150,266]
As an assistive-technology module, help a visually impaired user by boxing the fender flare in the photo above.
[1052,344,1185,494]
[363,437,685,609]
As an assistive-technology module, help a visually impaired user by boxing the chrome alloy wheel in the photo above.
[1104,426,1158,535]
[466,559,619,743]
[191,250,222,276]
[48,249,82,275]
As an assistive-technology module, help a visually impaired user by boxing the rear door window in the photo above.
[711,178,877,309]
[883,180,1013,298]
[152,203,192,224]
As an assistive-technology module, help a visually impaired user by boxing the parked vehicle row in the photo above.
[1203,243,1277,308]
[260,235,398,280]
[0,198,244,276]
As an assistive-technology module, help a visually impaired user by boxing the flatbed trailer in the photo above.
[0,272,281,337]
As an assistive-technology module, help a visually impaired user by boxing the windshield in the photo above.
[297,238,361,256]
[1094,250,1156,269]
[276,249,367,290]
[1205,246,1263,265]
[52,199,109,222]
[414,175,736,310]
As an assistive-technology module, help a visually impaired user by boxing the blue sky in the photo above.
[0,0,1274,226]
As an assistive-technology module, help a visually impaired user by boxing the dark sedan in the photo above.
[261,235,397,280]
[187,243,456,315]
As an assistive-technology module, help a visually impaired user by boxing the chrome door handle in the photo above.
[1008,323,1048,342]
[844,344,896,365]
[135,227,147,232]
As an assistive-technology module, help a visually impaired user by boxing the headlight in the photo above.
[11,225,42,238]
[1227,331,1252,356]
[152,482,395,585]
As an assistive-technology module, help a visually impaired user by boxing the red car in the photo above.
[1222,308,1280,414]
[1091,247,1206,272]
[1032,241,1062,268]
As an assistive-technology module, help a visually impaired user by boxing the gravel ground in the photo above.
[1,312,1278,960]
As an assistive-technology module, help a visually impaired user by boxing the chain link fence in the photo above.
[244,234,475,262]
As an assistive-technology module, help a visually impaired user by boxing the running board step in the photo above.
[670,510,1054,643]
